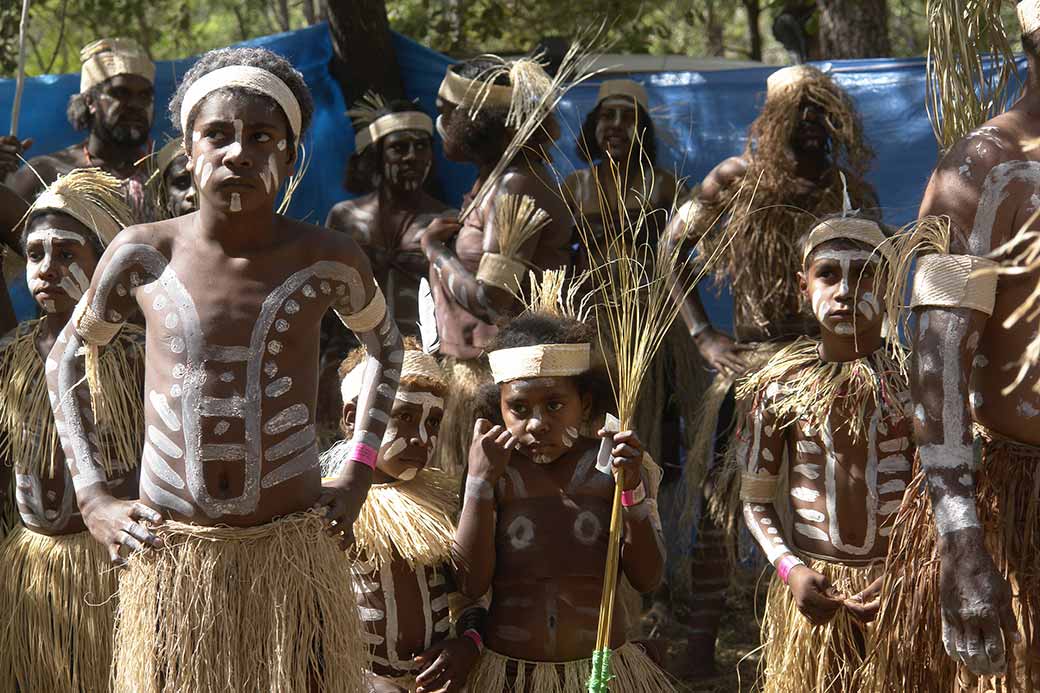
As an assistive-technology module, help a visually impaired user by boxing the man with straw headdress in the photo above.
[0,169,144,692]
[4,38,157,223]
[867,3,1040,690]
[45,46,401,692]
[420,54,578,474]
[662,63,878,676]
[737,213,911,692]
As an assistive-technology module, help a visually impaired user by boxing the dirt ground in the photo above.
[645,567,770,693]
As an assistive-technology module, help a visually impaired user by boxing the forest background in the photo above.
[0,0,1024,81]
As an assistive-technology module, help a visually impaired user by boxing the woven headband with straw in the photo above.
[488,343,591,383]
[356,112,434,151]
[180,65,303,138]
[596,79,648,109]
[26,168,131,247]
[342,349,445,403]
[80,38,154,92]
[438,68,514,109]
[802,217,891,265]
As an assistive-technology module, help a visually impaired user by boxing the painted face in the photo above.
[91,74,154,147]
[500,376,588,465]
[373,386,444,481]
[186,90,293,216]
[594,98,638,161]
[381,130,433,193]
[163,154,197,218]
[802,243,884,337]
[434,97,466,162]
[24,213,99,314]
[790,98,830,156]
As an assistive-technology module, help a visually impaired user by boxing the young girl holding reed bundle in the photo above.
[453,309,675,692]
[736,214,914,692]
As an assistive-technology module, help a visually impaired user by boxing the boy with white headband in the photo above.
[0,169,144,692]
[662,63,878,678]
[324,337,486,693]
[6,38,157,223]
[454,310,675,692]
[736,214,912,692]
[327,93,455,339]
[45,47,402,692]
[867,2,1040,689]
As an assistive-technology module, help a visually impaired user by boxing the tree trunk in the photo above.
[324,0,405,106]
[815,0,890,58]
[743,0,762,61]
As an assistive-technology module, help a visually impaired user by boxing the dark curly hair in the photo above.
[66,86,100,131]
[345,100,433,195]
[475,313,615,424]
[169,47,315,152]
[440,58,557,167]
[577,101,658,167]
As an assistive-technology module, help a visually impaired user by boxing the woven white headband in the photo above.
[180,65,303,138]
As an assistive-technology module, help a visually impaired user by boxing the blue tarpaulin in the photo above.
[0,24,1027,329]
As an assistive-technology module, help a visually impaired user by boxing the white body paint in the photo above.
[229,193,242,212]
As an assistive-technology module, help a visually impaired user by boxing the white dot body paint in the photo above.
[833,323,856,335]
[277,139,286,151]
[1018,401,1039,417]
[230,193,242,213]
[973,355,989,369]
[193,131,202,142]
[396,467,418,481]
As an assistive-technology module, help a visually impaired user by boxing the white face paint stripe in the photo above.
[27,228,87,246]
[811,250,878,264]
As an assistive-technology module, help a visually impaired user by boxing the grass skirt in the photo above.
[864,430,1040,693]
[761,558,880,693]
[0,526,117,692]
[112,512,368,693]
[466,641,676,692]
[435,358,491,476]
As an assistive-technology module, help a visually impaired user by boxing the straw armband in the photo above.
[73,299,122,345]
[477,253,526,293]
[740,471,779,503]
[910,254,999,315]
[337,288,387,333]
[488,343,591,383]
[180,66,303,138]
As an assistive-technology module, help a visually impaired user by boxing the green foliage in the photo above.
[0,0,318,78]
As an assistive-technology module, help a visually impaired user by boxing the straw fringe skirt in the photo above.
[864,430,1040,693]
[112,512,368,693]
[467,641,676,693]
[435,358,491,477]
[0,526,117,693]
[761,558,881,693]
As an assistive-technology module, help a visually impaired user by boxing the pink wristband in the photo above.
[777,554,803,584]
[348,442,378,470]
[621,482,646,508]
[461,628,484,653]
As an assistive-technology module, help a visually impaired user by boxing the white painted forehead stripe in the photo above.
[26,228,87,245]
